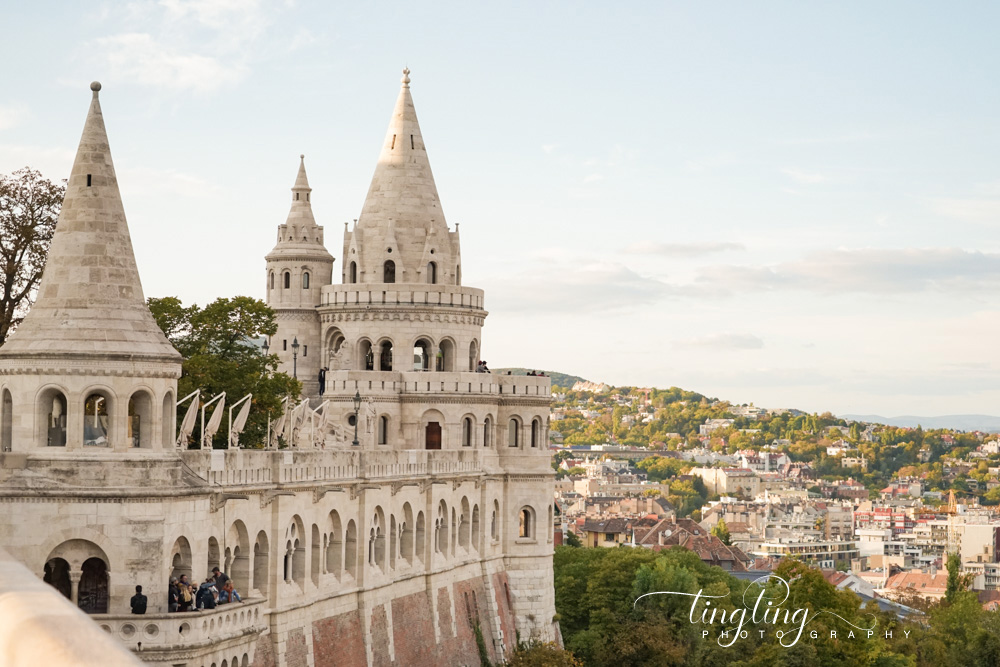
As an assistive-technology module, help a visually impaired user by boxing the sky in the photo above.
[2,1,999,417]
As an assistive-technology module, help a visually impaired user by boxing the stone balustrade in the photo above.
[320,283,485,310]
[325,370,550,399]
[180,448,484,488]
[93,599,267,655]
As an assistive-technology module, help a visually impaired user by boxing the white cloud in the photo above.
[541,144,556,154]
[89,0,285,92]
[675,333,764,350]
[694,247,1000,295]
[624,241,745,257]
[930,197,1000,225]
[483,260,670,314]
[782,168,827,184]
[0,105,29,131]
[583,173,603,183]
[95,33,246,92]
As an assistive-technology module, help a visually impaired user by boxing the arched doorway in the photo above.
[425,422,442,450]
[379,341,393,371]
[78,557,109,613]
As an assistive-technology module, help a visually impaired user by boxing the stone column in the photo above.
[69,570,82,606]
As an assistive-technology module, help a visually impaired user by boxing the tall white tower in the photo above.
[265,156,334,397]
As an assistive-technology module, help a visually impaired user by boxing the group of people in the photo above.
[475,360,491,373]
[526,370,547,377]
[167,566,243,613]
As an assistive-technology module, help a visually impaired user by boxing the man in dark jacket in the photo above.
[130,585,147,614]
[197,578,218,610]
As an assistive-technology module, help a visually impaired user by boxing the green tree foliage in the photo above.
[507,641,583,666]
[710,518,731,545]
[148,296,300,448]
[0,168,65,345]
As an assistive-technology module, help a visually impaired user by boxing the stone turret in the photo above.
[0,82,181,465]
[343,68,461,287]
[265,156,333,397]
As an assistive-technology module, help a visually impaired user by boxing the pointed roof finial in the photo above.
[401,67,410,88]
[292,154,311,194]
[90,81,102,94]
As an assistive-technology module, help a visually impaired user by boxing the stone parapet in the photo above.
[320,283,485,312]
[0,546,140,666]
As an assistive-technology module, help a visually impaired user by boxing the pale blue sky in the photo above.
[2,1,999,416]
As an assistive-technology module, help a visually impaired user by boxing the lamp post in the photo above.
[262,338,269,356]
[291,337,300,379]
[352,391,361,447]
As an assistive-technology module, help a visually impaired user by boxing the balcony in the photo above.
[94,599,267,654]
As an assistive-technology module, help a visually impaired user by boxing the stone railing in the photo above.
[180,449,483,488]
[94,599,267,654]
[320,284,485,310]
[325,371,550,399]
[0,547,140,666]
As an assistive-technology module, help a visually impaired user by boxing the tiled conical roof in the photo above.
[0,82,181,362]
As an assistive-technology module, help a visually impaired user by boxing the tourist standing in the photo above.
[130,585,147,614]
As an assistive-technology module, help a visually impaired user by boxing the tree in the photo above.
[148,296,300,448]
[0,168,65,345]
[507,641,582,667]
[945,551,970,602]
[711,518,731,545]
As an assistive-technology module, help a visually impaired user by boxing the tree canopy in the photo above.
[148,296,300,448]
[0,168,64,345]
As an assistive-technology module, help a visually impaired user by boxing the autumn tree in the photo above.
[0,168,65,345]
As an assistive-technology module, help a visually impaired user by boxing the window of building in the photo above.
[283,339,287,351]
[519,508,534,539]
[383,260,395,284]
[349,262,357,283]
[378,416,388,445]
[283,272,290,289]
[427,262,437,284]
[508,418,520,447]
[462,417,473,447]
[302,272,310,289]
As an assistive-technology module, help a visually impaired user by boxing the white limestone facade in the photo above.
[0,72,557,667]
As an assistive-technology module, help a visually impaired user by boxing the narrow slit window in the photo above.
[303,345,308,357]
[283,339,288,351]
[391,134,396,149]
[410,135,414,149]
[86,174,92,187]
[295,193,299,200]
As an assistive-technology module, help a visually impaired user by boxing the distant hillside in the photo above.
[841,414,1000,432]
[492,369,587,389]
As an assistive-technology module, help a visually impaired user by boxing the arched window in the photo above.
[349,261,357,284]
[78,557,109,613]
[253,531,269,596]
[83,392,111,447]
[269,272,274,290]
[471,505,480,551]
[415,511,425,562]
[41,389,67,447]
[345,520,358,578]
[427,262,437,284]
[161,391,174,448]
[302,272,310,289]
[462,417,473,447]
[413,339,431,371]
[519,507,534,539]
[492,500,500,540]
[456,265,461,286]
[508,418,520,447]
[531,418,540,448]
[43,557,71,600]
[2,388,12,452]
[383,260,395,283]
[379,341,393,371]
[283,271,290,289]
[483,416,492,448]
[378,416,388,445]
[128,391,152,448]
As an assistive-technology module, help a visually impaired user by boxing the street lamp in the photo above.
[262,338,269,356]
[352,391,361,447]
[291,337,300,379]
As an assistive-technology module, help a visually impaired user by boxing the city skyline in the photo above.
[2,1,998,417]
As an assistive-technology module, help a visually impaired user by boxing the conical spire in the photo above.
[349,68,456,284]
[0,82,180,362]
[357,68,449,235]
[292,154,312,196]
